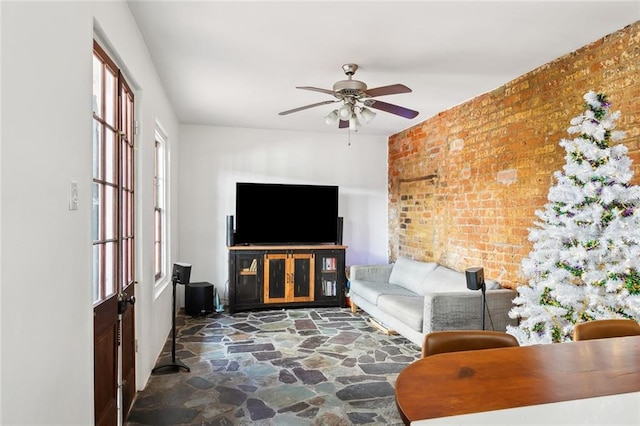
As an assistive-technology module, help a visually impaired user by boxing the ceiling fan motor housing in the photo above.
[334,63,367,98]
[333,79,367,97]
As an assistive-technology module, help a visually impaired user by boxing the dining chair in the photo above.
[572,318,640,341]
[421,330,520,358]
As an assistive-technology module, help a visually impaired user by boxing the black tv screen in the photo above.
[234,182,339,245]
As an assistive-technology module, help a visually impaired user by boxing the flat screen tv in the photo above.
[234,182,339,245]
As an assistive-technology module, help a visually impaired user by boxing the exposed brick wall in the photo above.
[388,21,640,289]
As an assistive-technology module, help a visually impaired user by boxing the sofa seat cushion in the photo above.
[377,294,424,332]
[349,280,416,306]
[388,257,438,295]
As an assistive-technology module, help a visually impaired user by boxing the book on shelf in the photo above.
[324,257,336,271]
[242,258,258,273]
[322,279,337,296]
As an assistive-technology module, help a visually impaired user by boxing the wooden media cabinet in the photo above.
[228,245,347,313]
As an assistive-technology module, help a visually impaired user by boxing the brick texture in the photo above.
[388,21,640,289]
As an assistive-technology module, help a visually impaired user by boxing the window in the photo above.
[92,41,135,304]
[154,130,167,281]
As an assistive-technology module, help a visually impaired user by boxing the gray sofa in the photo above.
[349,257,517,347]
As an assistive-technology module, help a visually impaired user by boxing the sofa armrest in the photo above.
[350,264,393,283]
[423,289,516,334]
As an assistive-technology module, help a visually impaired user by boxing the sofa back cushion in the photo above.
[422,266,468,293]
[421,265,503,294]
[388,257,438,295]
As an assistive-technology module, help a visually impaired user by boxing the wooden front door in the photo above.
[93,41,136,426]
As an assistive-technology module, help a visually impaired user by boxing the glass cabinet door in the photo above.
[317,253,339,298]
[235,253,261,304]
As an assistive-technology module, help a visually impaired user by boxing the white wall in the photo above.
[0,1,388,423]
[1,2,94,424]
[0,2,4,421]
[0,1,180,424]
[179,125,389,304]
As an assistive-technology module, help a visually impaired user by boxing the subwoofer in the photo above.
[185,282,214,316]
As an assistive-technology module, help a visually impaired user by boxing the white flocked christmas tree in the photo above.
[507,91,640,345]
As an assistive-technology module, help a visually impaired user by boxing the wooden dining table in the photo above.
[394,335,640,424]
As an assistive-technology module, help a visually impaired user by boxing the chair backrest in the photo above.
[573,319,640,341]
[422,330,519,358]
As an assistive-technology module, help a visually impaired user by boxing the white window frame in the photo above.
[154,123,169,286]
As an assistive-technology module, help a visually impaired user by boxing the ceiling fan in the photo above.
[279,63,419,131]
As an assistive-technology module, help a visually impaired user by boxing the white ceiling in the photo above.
[127,1,640,137]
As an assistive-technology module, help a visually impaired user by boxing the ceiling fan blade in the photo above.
[364,84,412,98]
[296,86,336,96]
[366,99,419,119]
[338,120,349,129]
[279,99,337,115]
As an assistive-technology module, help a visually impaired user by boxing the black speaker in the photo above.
[226,215,234,246]
[185,282,214,316]
[465,267,484,290]
[172,262,192,285]
[336,217,343,245]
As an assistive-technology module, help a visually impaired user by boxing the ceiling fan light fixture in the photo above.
[359,107,377,124]
[349,115,359,132]
[338,103,353,120]
[325,110,339,125]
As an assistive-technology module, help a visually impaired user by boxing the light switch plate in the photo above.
[69,181,79,211]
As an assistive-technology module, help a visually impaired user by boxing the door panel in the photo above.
[265,254,287,302]
[120,285,136,417]
[235,254,261,303]
[119,83,136,419]
[291,254,314,302]
[94,296,118,426]
[293,257,311,298]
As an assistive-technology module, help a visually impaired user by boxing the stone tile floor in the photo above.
[125,307,421,425]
